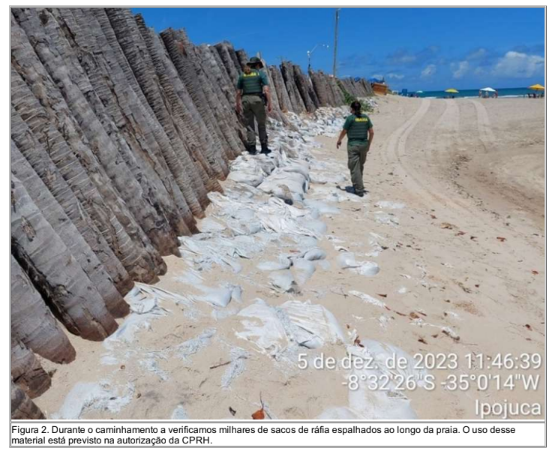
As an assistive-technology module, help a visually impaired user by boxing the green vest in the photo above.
[344,114,372,144]
[239,70,264,95]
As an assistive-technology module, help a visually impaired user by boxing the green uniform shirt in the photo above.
[237,69,269,95]
[343,114,373,145]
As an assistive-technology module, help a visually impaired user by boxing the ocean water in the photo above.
[405,87,543,99]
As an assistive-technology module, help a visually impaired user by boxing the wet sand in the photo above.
[35,96,545,420]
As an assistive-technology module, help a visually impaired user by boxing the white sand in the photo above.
[35,96,545,420]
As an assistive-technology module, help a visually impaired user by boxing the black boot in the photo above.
[247,145,257,155]
[261,143,272,154]
[346,186,365,197]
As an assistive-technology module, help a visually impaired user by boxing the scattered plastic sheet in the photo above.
[235,300,289,357]
[227,170,266,188]
[227,157,268,187]
[310,173,347,185]
[292,235,320,250]
[336,252,380,277]
[359,263,381,277]
[221,347,249,389]
[298,217,328,236]
[302,248,327,261]
[378,315,392,329]
[308,186,344,203]
[292,258,316,285]
[134,283,194,308]
[140,356,169,381]
[336,252,360,269]
[257,256,292,271]
[367,241,385,258]
[303,199,340,216]
[100,355,119,366]
[198,217,227,233]
[375,201,406,210]
[211,306,241,321]
[349,290,386,308]
[126,286,159,315]
[235,299,345,356]
[258,214,322,239]
[176,328,216,361]
[269,270,299,294]
[181,235,263,261]
[192,285,234,308]
[52,381,135,419]
[318,340,427,419]
[280,300,345,349]
[171,405,189,420]
[179,237,243,273]
[103,314,155,348]
[103,285,173,348]
[374,211,400,226]
[176,270,204,286]
[367,232,387,257]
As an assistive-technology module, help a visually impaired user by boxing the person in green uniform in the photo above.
[236,57,273,155]
[336,101,374,197]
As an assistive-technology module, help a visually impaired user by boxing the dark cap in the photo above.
[247,57,264,68]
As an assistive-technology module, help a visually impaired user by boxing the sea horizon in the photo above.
[396,86,544,98]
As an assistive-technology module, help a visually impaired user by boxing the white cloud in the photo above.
[421,64,436,78]
[492,51,544,78]
[398,55,417,64]
[467,48,487,60]
[389,52,417,65]
[451,61,470,79]
[386,73,404,80]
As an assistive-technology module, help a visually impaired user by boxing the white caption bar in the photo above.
[11,421,545,447]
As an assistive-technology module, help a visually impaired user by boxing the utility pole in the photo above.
[333,8,340,78]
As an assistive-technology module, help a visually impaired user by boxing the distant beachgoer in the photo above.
[336,101,374,197]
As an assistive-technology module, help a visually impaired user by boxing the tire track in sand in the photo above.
[470,99,496,151]
[384,98,468,210]
[396,98,541,252]
[425,99,460,170]
[385,98,494,219]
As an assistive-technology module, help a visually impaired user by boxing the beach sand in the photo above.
[35,96,545,420]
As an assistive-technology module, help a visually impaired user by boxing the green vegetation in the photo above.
[337,81,374,113]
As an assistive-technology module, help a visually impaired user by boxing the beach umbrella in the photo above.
[480,87,496,92]
[529,84,545,90]
[445,88,459,93]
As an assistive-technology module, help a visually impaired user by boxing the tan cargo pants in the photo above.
[347,141,369,193]
[241,94,267,147]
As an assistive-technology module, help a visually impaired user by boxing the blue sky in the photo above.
[133,7,545,91]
